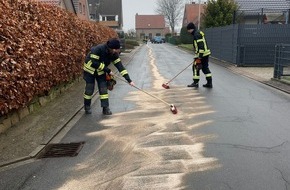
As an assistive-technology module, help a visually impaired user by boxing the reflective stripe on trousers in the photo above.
[83,72,109,108]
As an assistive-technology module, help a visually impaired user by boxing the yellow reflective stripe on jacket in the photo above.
[100,94,109,100]
[83,60,95,74]
[97,62,105,71]
[83,93,92,100]
[113,58,121,64]
[194,41,198,55]
[120,70,128,76]
[196,39,204,43]
[97,71,105,75]
[194,31,211,57]
[203,51,211,57]
[90,54,99,59]
[84,61,106,75]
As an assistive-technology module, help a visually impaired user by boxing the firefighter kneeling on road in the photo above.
[83,38,135,115]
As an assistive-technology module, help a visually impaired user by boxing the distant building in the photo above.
[73,0,90,21]
[35,0,90,21]
[88,0,123,29]
[182,2,207,29]
[135,14,167,40]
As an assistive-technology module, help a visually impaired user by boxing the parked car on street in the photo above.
[152,36,162,44]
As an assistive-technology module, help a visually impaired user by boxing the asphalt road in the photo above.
[1,43,290,190]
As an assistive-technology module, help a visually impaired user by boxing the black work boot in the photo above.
[187,82,199,88]
[102,107,112,115]
[203,83,213,88]
[203,77,213,88]
[84,105,92,114]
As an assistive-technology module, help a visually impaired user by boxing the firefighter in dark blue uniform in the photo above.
[187,22,213,88]
[83,38,134,115]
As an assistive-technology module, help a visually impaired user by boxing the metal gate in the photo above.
[274,44,290,79]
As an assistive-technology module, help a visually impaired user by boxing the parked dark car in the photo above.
[116,29,125,52]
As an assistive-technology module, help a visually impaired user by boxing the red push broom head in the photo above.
[170,104,177,114]
[162,83,170,89]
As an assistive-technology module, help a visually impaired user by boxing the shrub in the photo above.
[0,0,116,115]
[125,39,139,47]
[180,27,193,44]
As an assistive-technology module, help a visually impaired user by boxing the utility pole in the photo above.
[198,0,201,29]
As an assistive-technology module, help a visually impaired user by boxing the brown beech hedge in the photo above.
[0,0,116,115]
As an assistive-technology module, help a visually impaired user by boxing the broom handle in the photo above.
[114,75,171,106]
[166,62,193,84]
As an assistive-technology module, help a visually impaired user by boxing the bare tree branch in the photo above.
[156,0,184,33]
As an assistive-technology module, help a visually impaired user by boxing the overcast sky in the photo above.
[122,0,158,31]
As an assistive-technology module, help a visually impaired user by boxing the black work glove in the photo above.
[104,67,111,74]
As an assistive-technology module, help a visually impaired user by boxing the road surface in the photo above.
[1,43,290,190]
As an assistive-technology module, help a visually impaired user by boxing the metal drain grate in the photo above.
[37,142,85,159]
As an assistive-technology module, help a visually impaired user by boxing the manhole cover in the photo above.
[37,142,85,159]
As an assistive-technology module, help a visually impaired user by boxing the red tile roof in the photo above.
[135,14,165,29]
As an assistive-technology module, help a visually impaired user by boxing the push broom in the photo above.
[162,61,193,89]
[114,75,178,114]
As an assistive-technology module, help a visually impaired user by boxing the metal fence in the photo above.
[274,44,290,79]
[205,24,290,66]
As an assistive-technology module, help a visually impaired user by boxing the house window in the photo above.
[90,14,95,19]
[83,5,85,15]
[100,15,118,21]
[106,16,116,21]
[79,3,82,13]
[140,33,145,39]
